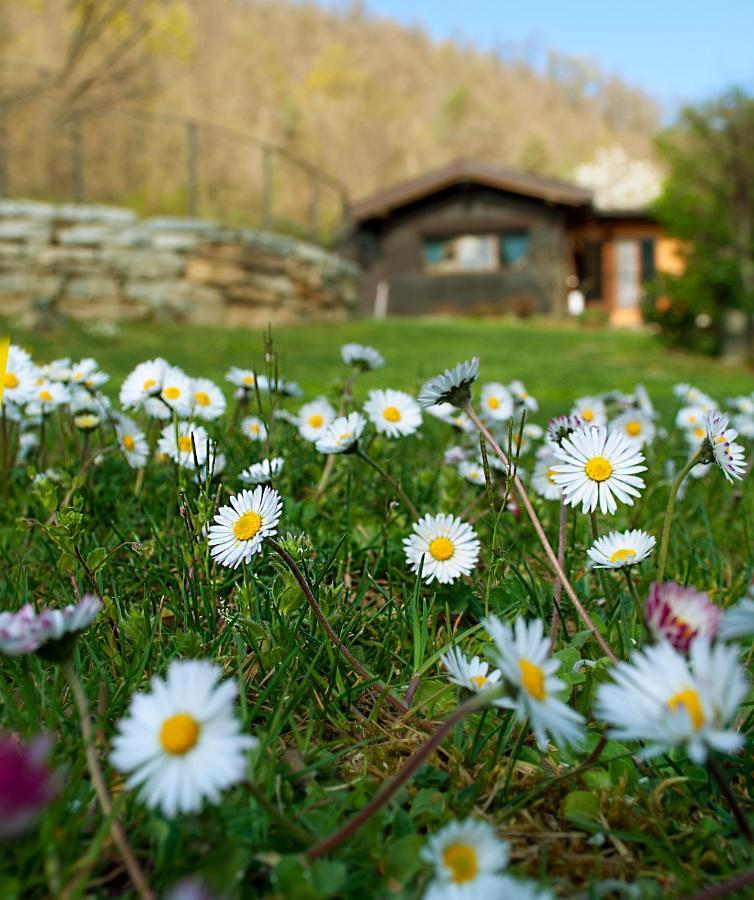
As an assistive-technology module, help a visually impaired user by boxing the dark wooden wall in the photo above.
[350,184,575,317]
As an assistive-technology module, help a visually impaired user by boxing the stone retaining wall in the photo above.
[0,201,359,327]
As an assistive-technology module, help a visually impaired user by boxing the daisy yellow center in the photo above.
[470,674,487,689]
[39,390,52,402]
[143,378,157,390]
[581,408,594,421]
[584,456,612,482]
[337,431,352,444]
[609,547,636,564]
[667,687,705,730]
[4,372,18,389]
[546,468,558,483]
[233,511,262,541]
[250,424,259,434]
[159,712,200,755]
[383,406,402,422]
[178,435,193,453]
[194,391,211,407]
[714,435,726,445]
[519,658,546,700]
[626,421,642,437]
[694,427,705,439]
[428,537,454,561]
[122,434,136,451]
[308,413,324,428]
[442,843,478,884]
[164,386,181,400]
[243,375,255,385]
[487,396,500,410]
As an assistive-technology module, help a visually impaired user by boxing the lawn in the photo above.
[7,315,752,417]
[3,314,754,899]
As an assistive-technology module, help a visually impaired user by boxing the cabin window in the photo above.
[640,238,655,281]
[423,230,529,273]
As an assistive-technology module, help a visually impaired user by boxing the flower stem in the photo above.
[624,568,648,633]
[549,496,567,651]
[707,756,753,844]
[355,447,419,519]
[657,448,703,582]
[305,691,494,858]
[465,403,617,663]
[265,538,410,717]
[62,662,154,900]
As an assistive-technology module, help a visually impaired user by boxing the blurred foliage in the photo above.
[646,88,754,354]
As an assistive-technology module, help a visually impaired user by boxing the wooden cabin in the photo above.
[347,158,679,325]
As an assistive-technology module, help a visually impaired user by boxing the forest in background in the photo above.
[0,0,660,228]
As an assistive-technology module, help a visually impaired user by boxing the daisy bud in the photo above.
[0,734,57,839]
[645,582,721,652]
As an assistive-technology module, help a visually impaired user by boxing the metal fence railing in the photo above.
[0,81,350,245]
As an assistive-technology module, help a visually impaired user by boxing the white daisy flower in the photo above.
[531,451,564,501]
[69,358,108,390]
[551,425,646,515]
[73,412,100,432]
[189,378,226,421]
[340,342,384,370]
[444,445,468,466]
[157,422,210,469]
[117,419,149,468]
[570,396,607,427]
[609,410,656,448]
[485,615,585,750]
[119,358,168,411]
[505,422,544,457]
[3,345,37,406]
[403,514,480,585]
[241,416,268,443]
[418,358,479,409]
[426,403,474,433]
[159,366,192,418]
[702,411,746,482]
[458,459,486,486]
[225,367,269,394]
[595,638,747,763]
[646,582,721,652]
[0,596,101,659]
[674,383,716,410]
[16,430,39,463]
[315,412,366,455]
[720,597,754,640]
[634,384,657,419]
[110,659,257,818]
[28,381,69,415]
[421,819,509,887]
[508,379,539,413]
[587,529,656,569]
[675,405,707,431]
[732,414,754,440]
[441,647,502,694]
[297,397,336,443]
[363,388,422,438]
[208,486,282,568]
[240,457,284,484]
[424,876,553,900]
[728,395,754,416]
[480,383,513,421]
[546,415,583,448]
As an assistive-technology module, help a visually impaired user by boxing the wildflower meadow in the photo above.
[3,331,754,899]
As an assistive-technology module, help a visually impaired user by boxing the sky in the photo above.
[329,1,754,117]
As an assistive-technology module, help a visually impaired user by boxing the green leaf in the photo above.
[563,790,601,826]
[86,546,108,572]
[384,834,426,884]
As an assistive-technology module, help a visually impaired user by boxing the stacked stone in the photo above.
[0,201,359,327]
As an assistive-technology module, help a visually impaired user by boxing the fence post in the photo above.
[186,120,198,217]
[70,114,83,203]
[308,171,319,241]
[261,146,272,230]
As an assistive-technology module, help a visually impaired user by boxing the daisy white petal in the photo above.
[417,359,479,409]
[587,529,655,569]
[208,486,283,568]
[404,514,480,584]
[363,389,422,438]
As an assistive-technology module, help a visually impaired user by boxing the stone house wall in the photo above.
[0,201,359,327]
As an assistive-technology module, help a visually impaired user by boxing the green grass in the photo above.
[7,316,753,418]
[2,315,754,898]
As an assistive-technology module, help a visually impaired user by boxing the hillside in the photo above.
[2,1,660,215]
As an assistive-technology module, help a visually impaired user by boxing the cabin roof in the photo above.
[350,158,593,221]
